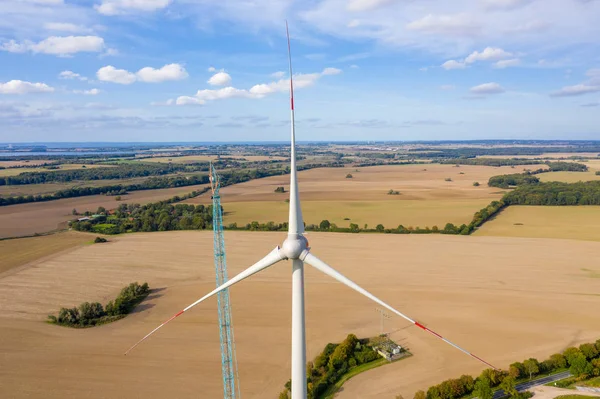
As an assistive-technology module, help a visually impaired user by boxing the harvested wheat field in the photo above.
[1,231,599,399]
[475,206,600,242]
[0,231,95,275]
[186,164,540,227]
[0,184,207,238]
[539,171,600,183]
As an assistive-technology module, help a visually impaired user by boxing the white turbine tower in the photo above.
[125,22,497,399]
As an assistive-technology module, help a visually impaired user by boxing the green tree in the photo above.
[509,362,524,379]
[523,358,539,380]
[414,390,426,399]
[570,353,593,377]
[500,376,518,398]
[579,343,599,360]
[319,220,331,230]
[376,224,385,232]
[473,182,480,186]
[346,173,353,178]
[549,353,567,369]
[474,376,493,399]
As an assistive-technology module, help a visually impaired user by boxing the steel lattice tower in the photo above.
[210,163,241,399]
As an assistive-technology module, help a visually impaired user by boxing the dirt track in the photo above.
[1,231,599,399]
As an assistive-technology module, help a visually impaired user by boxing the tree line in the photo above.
[278,334,382,399]
[47,282,149,328]
[412,338,600,399]
[409,146,600,158]
[1,162,210,185]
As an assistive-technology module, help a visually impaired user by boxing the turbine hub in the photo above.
[281,235,308,260]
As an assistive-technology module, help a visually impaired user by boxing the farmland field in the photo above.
[0,164,112,177]
[186,164,539,227]
[1,231,599,399]
[0,231,95,275]
[474,206,600,242]
[220,199,493,228]
[538,171,600,183]
[0,171,205,197]
[0,184,208,238]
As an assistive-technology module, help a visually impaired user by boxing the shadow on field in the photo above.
[130,287,166,314]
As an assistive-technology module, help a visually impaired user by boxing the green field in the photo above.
[474,206,600,241]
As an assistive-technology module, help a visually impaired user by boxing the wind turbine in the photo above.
[125,22,497,399]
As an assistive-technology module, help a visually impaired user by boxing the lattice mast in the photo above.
[209,163,241,399]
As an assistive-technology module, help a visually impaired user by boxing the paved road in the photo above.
[492,371,573,399]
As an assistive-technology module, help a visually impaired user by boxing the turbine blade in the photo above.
[302,252,498,370]
[125,247,284,355]
[285,20,304,236]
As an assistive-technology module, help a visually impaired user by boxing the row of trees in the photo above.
[413,339,600,399]
[2,162,212,185]
[47,282,149,327]
[279,334,381,399]
[409,146,600,158]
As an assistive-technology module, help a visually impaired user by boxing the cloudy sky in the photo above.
[1,0,599,142]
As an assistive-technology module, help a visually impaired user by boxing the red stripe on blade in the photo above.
[415,322,426,330]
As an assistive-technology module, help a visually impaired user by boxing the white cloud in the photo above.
[137,64,188,83]
[97,64,188,84]
[175,96,204,106]
[406,13,480,36]
[442,60,466,70]
[59,71,88,81]
[350,64,359,69]
[207,71,232,86]
[347,0,393,12]
[174,67,341,106]
[44,22,92,33]
[550,84,600,97]
[271,71,286,78]
[74,88,101,95]
[322,67,342,75]
[550,68,600,97]
[465,47,512,63]
[97,66,137,84]
[0,36,105,56]
[0,80,54,94]
[208,66,217,72]
[470,82,505,94]
[347,19,361,28]
[494,58,521,68]
[95,0,172,15]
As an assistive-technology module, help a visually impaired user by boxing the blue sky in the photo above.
[0,0,599,142]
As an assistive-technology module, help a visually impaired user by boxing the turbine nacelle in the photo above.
[281,235,309,260]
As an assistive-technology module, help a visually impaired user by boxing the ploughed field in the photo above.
[0,184,207,238]
[186,164,543,228]
[1,231,599,399]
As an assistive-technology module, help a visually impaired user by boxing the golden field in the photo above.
[1,231,599,399]
[186,164,540,227]
[475,206,600,242]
